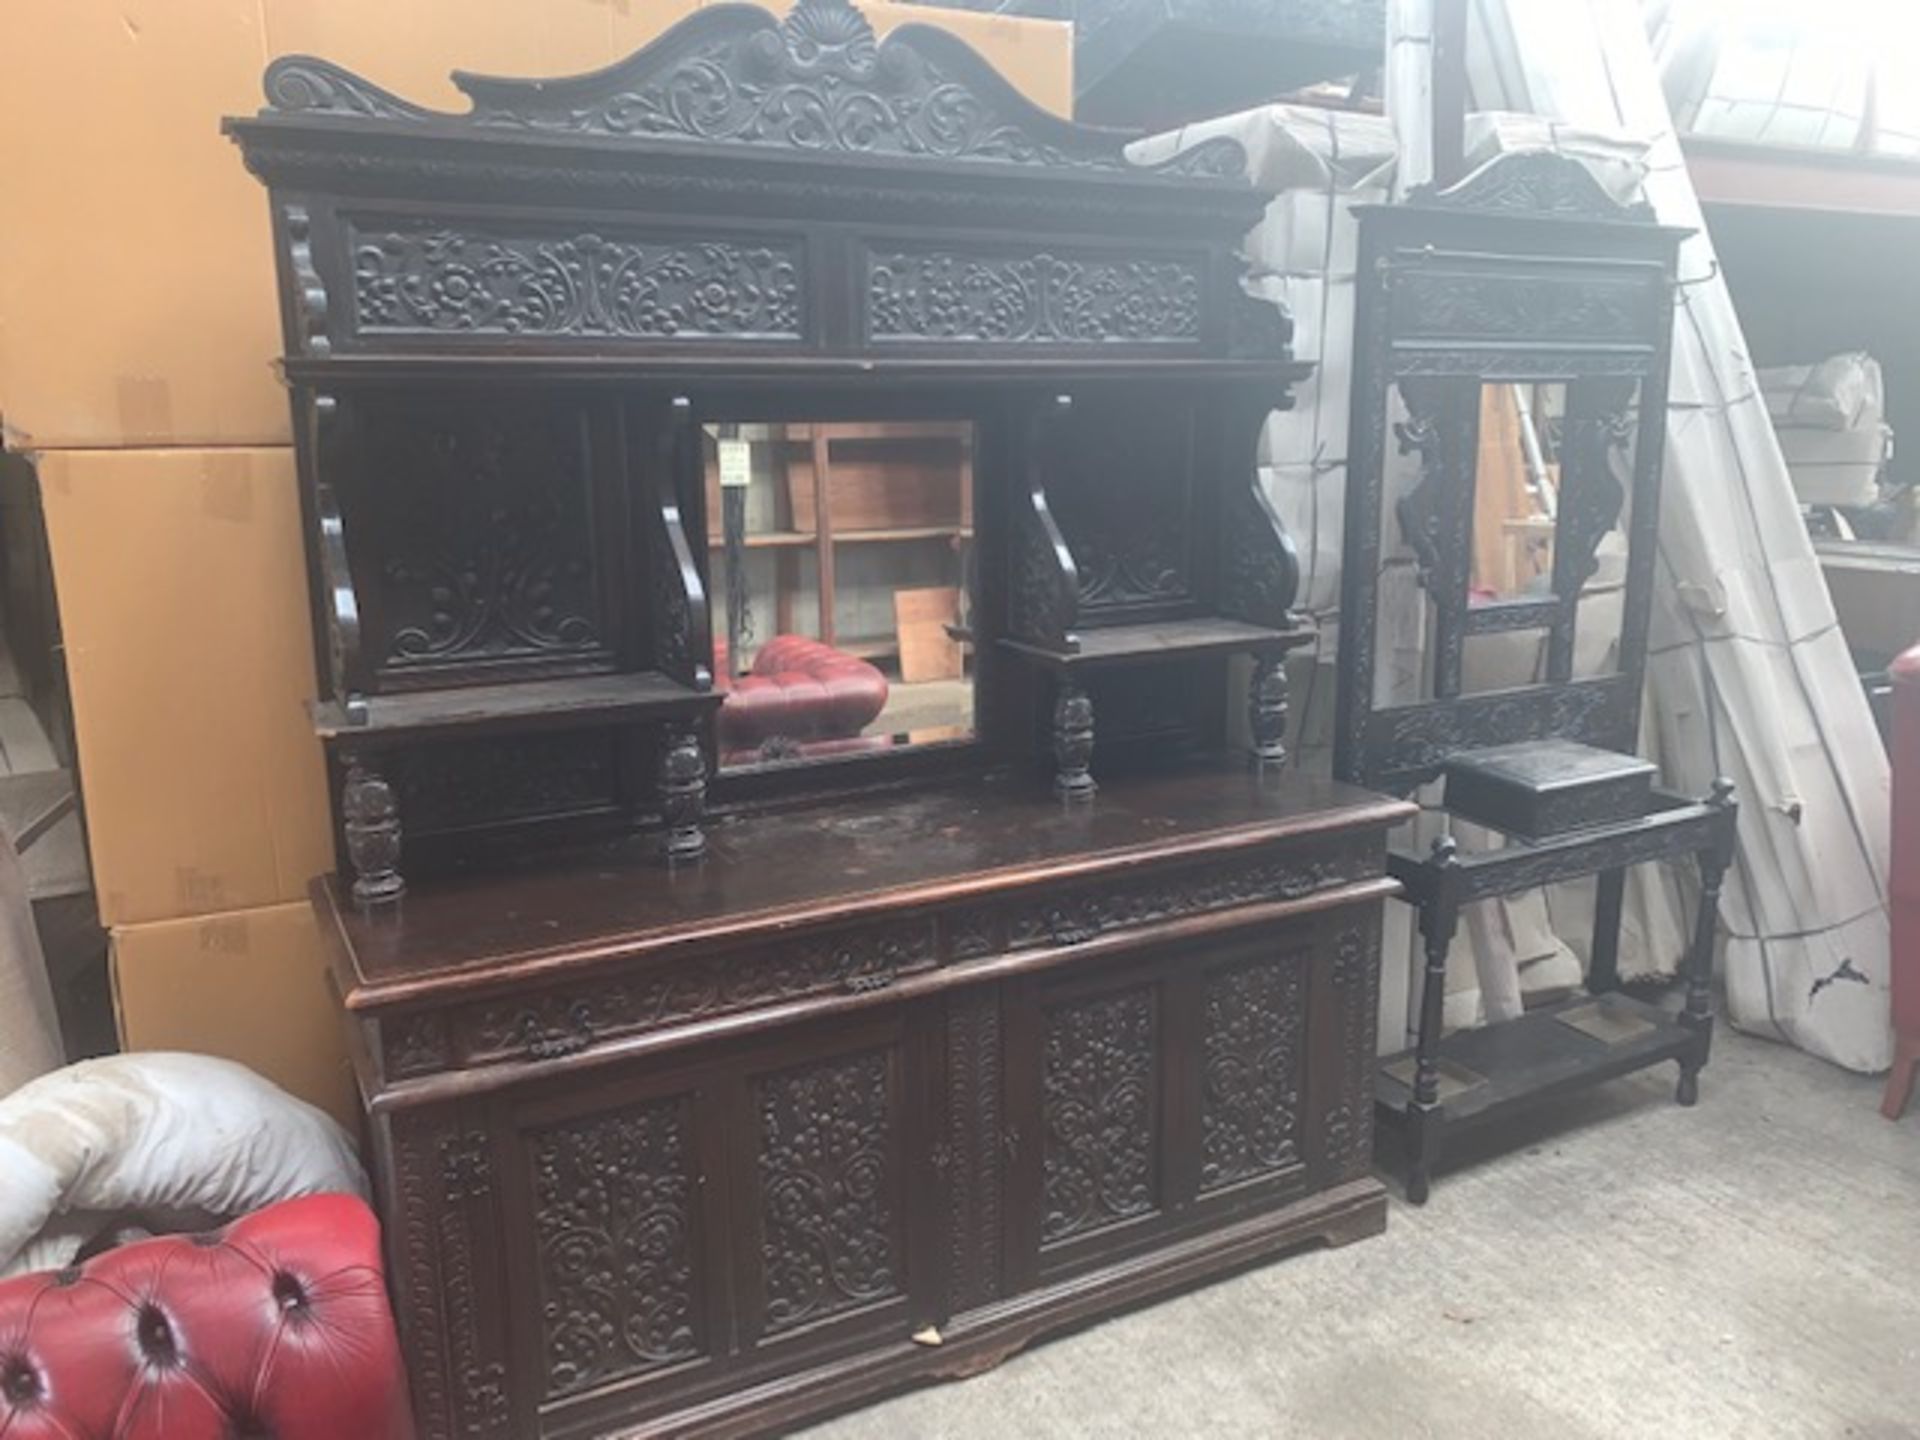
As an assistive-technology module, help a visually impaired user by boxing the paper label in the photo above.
[718,438,752,489]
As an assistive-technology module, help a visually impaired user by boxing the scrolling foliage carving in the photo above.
[353,226,802,340]
[1042,986,1158,1243]
[866,248,1202,345]
[1200,952,1306,1191]
[532,1098,702,1399]
[755,1048,903,1334]
[349,399,609,680]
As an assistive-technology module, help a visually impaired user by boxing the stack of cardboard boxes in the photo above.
[1,0,1071,1127]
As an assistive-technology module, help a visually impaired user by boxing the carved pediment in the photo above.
[258,0,1247,181]
[1412,151,1653,222]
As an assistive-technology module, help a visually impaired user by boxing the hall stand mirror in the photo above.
[1335,151,1740,1206]
[227,4,1417,1435]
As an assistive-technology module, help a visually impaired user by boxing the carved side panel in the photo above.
[1199,950,1307,1193]
[350,222,803,341]
[753,1047,904,1337]
[345,396,613,686]
[1041,986,1159,1244]
[531,1096,704,1400]
[389,1110,511,1440]
[865,246,1203,346]
[944,990,1004,1313]
[1319,919,1381,1180]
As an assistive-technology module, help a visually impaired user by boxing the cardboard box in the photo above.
[39,448,333,926]
[112,901,357,1129]
[0,0,1071,450]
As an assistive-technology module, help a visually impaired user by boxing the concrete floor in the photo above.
[802,1024,1920,1440]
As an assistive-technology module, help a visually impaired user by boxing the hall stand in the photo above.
[1333,151,1740,1205]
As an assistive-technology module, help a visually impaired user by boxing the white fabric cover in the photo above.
[0,1052,366,1277]
[0,839,61,1097]
[1435,0,1895,1072]
[1759,353,1890,508]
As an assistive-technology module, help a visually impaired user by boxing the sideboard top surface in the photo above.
[320,763,1412,1008]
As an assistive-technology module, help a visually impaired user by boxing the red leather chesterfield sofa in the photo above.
[0,1194,413,1439]
[715,634,890,763]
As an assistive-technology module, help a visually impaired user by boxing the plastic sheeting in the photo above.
[1400,0,1894,1073]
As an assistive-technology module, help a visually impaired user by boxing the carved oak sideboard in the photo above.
[227,2,1414,1432]
[319,768,1408,1437]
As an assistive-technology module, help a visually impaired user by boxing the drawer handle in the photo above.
[521,1002,594,1061]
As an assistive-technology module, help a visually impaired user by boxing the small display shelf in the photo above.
[311,672,722,743]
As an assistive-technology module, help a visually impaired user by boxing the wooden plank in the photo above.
[895,586,964,683]
[312,671,719,741]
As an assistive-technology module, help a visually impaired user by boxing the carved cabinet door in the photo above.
[998,908,1380,1293]
[482,1003,939,1436]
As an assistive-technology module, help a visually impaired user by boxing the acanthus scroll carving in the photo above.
[866,248,1201,345]
[532,1098,701,1399]
[755,1048,902,1334]
[1042,987,1157,1243]
[1200,952,1307,1191]
[352,226,802,340]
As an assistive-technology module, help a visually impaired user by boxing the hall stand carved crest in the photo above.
[1334,151,1739,1205]
[227,4,1417,1436]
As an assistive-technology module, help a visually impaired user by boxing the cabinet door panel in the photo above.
[493,1064,730,1438]
[732,1012,930,1357]
[1195,939,1312,1200]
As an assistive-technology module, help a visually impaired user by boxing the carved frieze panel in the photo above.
[1002,836,1377,953]
[1199,951,1307,1192]
[753,1047,904,1335]
[1041,986,1158,1243]
[865,246,1203,346]
[1385,256,1663,352]
[944,990,1004,1312]
[530,1096,703,1399]
[346,397,610,684]
[386,730,620,837]
[1364,678,1635,788]
[435,920,937,1070]
[349,222,803,342]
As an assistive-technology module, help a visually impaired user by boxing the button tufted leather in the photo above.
[0,1193,414,1439]
[715,634,892,754]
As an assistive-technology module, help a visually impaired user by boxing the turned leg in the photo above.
[1588,866,1627,996]
[1053,678,1096,801]
[1678,777,1736,1106]
[1407,837,1461,1206]
[659,724,708,865]
[341,750,404,905]
[1248,650,1290,770]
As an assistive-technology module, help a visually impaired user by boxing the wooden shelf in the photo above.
[312,671,721,745]
[1375,992,1694,1131]
[709,525,973,550]
[1000,616,1311,671]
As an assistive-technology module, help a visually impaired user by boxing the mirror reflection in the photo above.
[703,421,976,770]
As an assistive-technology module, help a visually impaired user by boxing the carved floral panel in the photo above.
[1199,951,1306,1192]
[1041,985,1158,1243]
[348,397,609,680]
[350,223,803,340]
[866,246,1203,345]
[531,1097,703,1399]
[754,1048,903,1335]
